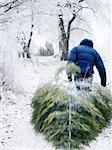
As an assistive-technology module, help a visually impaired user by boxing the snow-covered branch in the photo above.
[70,27,92,35]
[0,0,23,14]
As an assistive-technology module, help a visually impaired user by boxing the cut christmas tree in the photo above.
[31,84,112,150]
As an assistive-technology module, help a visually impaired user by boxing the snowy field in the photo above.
[0,55,112,150]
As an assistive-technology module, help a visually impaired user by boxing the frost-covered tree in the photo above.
[0,0,39,58]
[0,0,39,91]
[57,0,93,60]
[57,0,110,60]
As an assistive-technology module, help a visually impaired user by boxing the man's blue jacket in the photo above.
[67,39,106,87]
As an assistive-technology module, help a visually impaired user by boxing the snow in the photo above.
[0,55,112,150]
[0,0,111,149]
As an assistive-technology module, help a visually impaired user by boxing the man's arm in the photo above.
[95,53,107,87]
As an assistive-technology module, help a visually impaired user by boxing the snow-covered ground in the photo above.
[0,56,112,150]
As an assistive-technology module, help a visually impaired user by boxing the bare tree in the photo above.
[57,0,95,60]
[22,0,35,58]
[0,0,36,58]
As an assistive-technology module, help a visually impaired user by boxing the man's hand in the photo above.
[101,81,106,87]
[68,75,72,82]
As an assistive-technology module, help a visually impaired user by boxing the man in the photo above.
[67,39,106,89]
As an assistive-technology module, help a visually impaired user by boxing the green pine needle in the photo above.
[31,84,112,149]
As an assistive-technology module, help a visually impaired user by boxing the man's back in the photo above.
[67,39,107,87]
[71,45,97,75]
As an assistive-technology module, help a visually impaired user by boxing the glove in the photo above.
[68,75,72,82]
[101,80,106,87]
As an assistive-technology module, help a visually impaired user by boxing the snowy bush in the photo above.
[0,63,14,91]
[38,47,46,56]
[45,41,54,56]
[38,41,54,56]
[31,84,112,150]
[0,29,24,94]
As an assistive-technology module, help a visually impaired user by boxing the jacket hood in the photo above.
[80,39,93,48]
